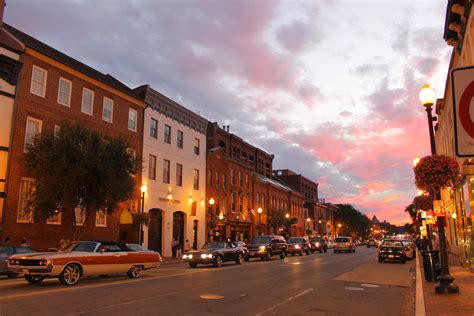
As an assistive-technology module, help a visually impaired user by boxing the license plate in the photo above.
[250,252,255,256]
[22,268,29,274]
[388,255,394,258]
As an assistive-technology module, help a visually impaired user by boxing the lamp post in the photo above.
[337,223,342,237]
[139,184,148,246]
[208,198,215,241]
[257,207,262,224]
[419,84,459,294]
[318,219,322,236]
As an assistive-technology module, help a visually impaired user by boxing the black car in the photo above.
[287,237,311,256]
[247,235,287,260]
[309,237,327,253]
[0,246,35,278]
[182,242,245,268]
[378,239,407,264]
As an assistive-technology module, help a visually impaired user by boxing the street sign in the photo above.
[433,200,445,216]
[451,66,474,157]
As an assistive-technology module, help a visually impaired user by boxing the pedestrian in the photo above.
[59,236,70,249]
[20,237,30,247]
[171,238,178,259]
[3,237,11,247]
[176,239,183,258]
[184,239,191,252]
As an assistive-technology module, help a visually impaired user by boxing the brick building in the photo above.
[0,24,145,250]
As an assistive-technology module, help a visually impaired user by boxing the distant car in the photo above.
[378,239,407,264]
[309,237,327,253]
[287,237,311,256]
[182,242,245,268]
[333,237,355,253]
[401,240,415,260]
[366,239,378,248]
[0,246,35,278]
[247,235,287,261]
[8,241,162,285]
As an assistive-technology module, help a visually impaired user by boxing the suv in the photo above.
[333,236,356,253]
[309,237,327,253]
[366,238,377,248]
[287,237,311,256]
[247,235,287,261]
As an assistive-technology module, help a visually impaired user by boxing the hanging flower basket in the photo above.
[412,195,433,211]
[414,155,460,192]
[133,212,150,226]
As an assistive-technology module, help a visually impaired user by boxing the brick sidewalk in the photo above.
[420,253,474,316]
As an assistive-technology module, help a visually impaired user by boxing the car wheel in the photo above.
[334,250,338,254]
[306,250,311,255]
[266,251,272,261]
[319,249,323,253]
[353,248,356,253]
[25,275,45,284]
[244,256,250,262]
[401,260,406,264]
[189,262,198,268]
[291,253,295,256]
[378,257,384,263]
[214,255,223,268]
[127,265,143,278]
[7,273,19,278]
[59,263,81,286]
[280,251,286,259]
[236,254,244,265]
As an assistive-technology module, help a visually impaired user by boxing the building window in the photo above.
[30,65,47,97]
[164,125,171,144]
[239,171,242,187]
[24,117,42,152]
[46,211,62,225]
[176,163,183,186]
[231,192,236,212]
[128,108,137,132]
[163,159,170,183]
[231,169,235,185]
[246,173,249,189]
[208,169,212,186]
[81,88,94,115]
[148,154,156,180]
[74,206,86,226]
[256,193,260,207]
[194,138,200,155]
[17,178,35,223]
[150,118,158,138]
[193,169,199,190]
[223,174,227,190]
[57,77,71,106]
[102,97,114,123]
[239,194,244,213]
[215,171,219,189]
[177,130,183,148]
[95,209,107,227]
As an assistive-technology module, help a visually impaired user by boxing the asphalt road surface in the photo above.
[0,247,415,316]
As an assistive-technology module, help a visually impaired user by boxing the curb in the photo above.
[415,250,426,316]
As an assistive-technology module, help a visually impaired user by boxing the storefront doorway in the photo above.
[148,209,163,254]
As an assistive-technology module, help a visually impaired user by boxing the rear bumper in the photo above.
[379,253,406,261]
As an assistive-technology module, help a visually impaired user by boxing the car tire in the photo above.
[236,254,244,265]
[280,251,286,259]
[334,250,338,254]
[291,253,295,256]
[306,250,311,255]
[189,263,198,268]
[353,248,356,253]
[25,275,45,284]
[266,251,272,261]
[299,250,303,256]
[244,257,250,262]
[378,257,384,263]
[214,255,223,268]
[127,265,143,278]
[401,260,406,264]
[7,273,19,278]
[59,263,82,286]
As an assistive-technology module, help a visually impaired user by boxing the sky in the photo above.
[5,0,452,225]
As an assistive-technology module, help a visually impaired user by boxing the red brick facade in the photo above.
[1,28,145,250]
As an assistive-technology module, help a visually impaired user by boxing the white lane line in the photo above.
[361,283,379,288]
[344,287,364,291]
[254,288,313,316]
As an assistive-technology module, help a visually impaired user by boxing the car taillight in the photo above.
[345,243,350,246]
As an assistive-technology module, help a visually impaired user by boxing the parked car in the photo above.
[233,241,250,261]
[8,241,162,285]
[366,238,378,248]
[378,239,407,264]
[0,246,35,278]
[182,241,245,268]
[333,237,356,253]
[309,237,327,253]
[247,235,287,260]
[287,237,311,256]
[401,240,416,260]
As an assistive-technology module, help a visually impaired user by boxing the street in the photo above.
[0,247,415,316]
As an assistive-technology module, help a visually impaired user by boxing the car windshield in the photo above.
[0,247,13,257]
[15,247,34,254]
[61,241,98,253]
[251,237,271,244]
[336,238,350,242]
[383,240,403,246]
[288,237,304,243]
[310,238,323,242]
[203,242,225,250]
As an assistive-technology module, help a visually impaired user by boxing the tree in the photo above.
[404,203,417,223]
[334,204,371,238]
[24,121,140,234]
[267,207,286,235]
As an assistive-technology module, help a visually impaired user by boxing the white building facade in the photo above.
[134,85,207,257]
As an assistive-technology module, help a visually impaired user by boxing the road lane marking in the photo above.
[361,283,379,288]
[200,294,224,300]
[254,288,313,316]
[344,287,364,291]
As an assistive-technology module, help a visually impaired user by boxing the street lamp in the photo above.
[419,84,458,294]
[285,213,290,219]
[257,207,263,224]
[208,198,215,241]
[139,184,148,246]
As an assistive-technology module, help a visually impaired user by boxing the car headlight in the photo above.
[207,254,213,258]
[295,245,300,249]
[201,254,208,259]
[316,242,320,247]
[183,254,193,259]
[259,246,266,252]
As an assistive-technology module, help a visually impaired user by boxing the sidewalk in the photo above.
[417,251,474,316]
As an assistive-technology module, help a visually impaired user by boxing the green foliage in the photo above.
[305,229,313,236]
[404,203,417,223]
[24,121,140,223]
[267,207,287,233]
[334,204,371,238]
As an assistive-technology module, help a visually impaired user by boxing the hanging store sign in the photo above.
[452,66,474,157]
[433,200,445,216]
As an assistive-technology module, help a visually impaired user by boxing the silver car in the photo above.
[333,237,356,253]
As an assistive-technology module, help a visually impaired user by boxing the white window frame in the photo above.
[30,65,47,97]
[95,209,107,227]
[17,177,35,223]
[47,211,62,225]
[102,97,114,123]
[74,206,86,226]
[24,116,43,153]
[81,88,94,115]
[128,108,138,132]
[57,77,72,107]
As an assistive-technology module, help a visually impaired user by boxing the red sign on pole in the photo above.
[452,66,474,157]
